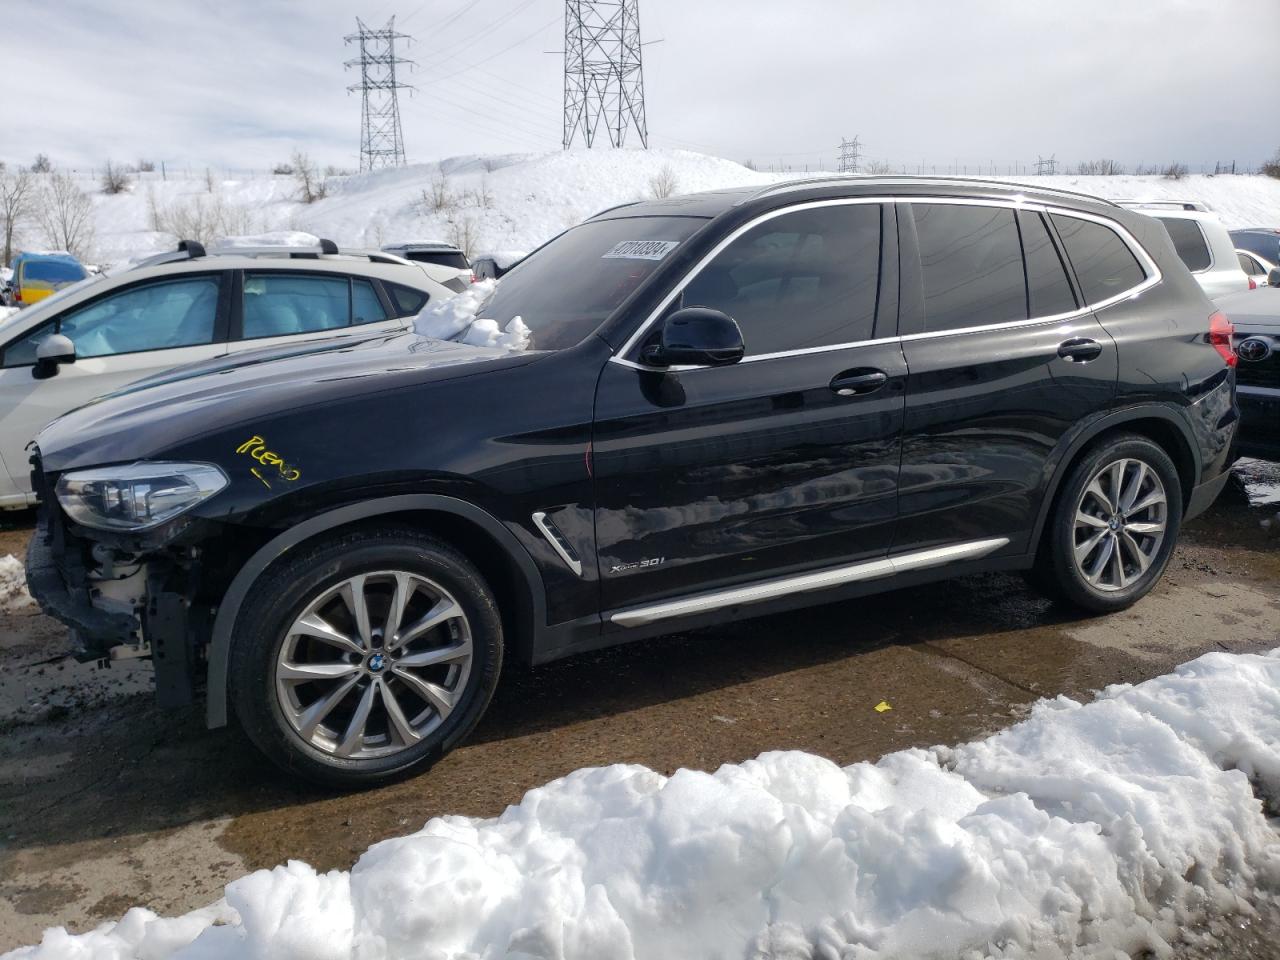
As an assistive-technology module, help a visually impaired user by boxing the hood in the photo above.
[36,329,539,471]
[1218,287,1280,329]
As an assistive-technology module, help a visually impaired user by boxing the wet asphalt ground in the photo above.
[0,460,1277,953]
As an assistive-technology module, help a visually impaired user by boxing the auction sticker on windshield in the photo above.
[602,240,681,260]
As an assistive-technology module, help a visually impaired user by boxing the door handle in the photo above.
[1057,338,1103,363]
[830,369,888,396]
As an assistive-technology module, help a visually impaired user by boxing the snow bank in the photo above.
[0,554,34,613]
[211,230,321,249]
[9,648,1280,960]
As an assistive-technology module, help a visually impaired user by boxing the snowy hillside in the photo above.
[8,647,1280,960]
[34,150,1280,270]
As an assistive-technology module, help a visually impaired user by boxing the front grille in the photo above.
[1236,354,1280,390]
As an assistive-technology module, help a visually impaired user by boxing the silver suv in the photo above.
[1117,201,1251,300]
[0,239,451,508]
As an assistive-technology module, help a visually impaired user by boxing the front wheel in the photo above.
[229,527,503,787]
[1034,434,1182,614]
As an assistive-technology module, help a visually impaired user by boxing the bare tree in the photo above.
[101,160,132,194]
[290,151,327,204]
[1263,148,1280,180]
[31,154,52,173]
[272,161,295,176]
[137,158,156,173]
[36,172,95,260]
[863,159,894,175]
[648,164,678,199]
[204,167,217,193]
[1162,162,1189,180]
[448,217,479,259]
[424,172,454,213]
[1075,159,1125,176]
[0,167,35,266]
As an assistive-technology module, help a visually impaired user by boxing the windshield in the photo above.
[476,215,707,350]
[23,259,86,284]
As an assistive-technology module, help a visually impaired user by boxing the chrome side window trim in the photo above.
[609,537,1010,627]
[607,197,1160,374]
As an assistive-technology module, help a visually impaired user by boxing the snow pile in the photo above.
[0,305,17,324]
[412,278,530,350]
[0,554,35,613]
[9,649,1280,960]
[210,230,321,249]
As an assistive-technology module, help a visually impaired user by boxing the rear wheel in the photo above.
[229,527,503,787]
[1034,434,1182,613]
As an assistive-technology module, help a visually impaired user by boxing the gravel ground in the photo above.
[1,461,1278,954]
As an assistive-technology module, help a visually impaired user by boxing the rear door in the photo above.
[224,270,412,355]
[592,200,907,615]
[0,271,231,503]
[893,201,1119,556]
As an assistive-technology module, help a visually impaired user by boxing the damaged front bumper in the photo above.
[26,513,138,661]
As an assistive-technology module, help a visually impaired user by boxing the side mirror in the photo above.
[1268,267,1280,288]
[641,307,745,368]
[33,333,76,380]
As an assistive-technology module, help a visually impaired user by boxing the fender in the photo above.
[1028,403,1201,553]
[204,494,548,728]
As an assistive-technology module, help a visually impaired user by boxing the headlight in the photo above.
[55,461,228,531]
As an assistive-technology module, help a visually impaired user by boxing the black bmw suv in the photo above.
[27,177,1238,786]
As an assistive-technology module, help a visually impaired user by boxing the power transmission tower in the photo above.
[345,17,415,172]
[1035,154,1057,175]
[563,1,649,149]
[838,136,861,174]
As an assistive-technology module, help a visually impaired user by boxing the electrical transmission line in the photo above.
[1035,154,1057,175]
[563,1,649,149]
[838,136,861,174]
[345,17,415,171]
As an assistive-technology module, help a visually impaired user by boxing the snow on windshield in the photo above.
[412,278,531,351]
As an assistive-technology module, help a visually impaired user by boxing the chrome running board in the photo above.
[609,537,1010,627]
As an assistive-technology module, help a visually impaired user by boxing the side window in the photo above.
[1051,215,1147,305]
[4,276,220,365]
[386,282,430,317]
[1018,210,1077,317]
[1156,217,1211,272]
[911,203,1026,332]
[679,203,881,356]
[352,279,389,325]
[243,274,349,339]
[1237,253,1262,276]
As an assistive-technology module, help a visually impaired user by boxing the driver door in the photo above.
[591,201,906,617]
[0,272,230,505]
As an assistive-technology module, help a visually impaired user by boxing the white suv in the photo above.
[0,240,451,508]
[1116,201,1251,300]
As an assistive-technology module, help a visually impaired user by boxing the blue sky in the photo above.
[5,0,1277,173]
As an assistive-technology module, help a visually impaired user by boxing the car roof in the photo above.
[382,243,465,253]
[587,176,1127,223]
[14,250,82,264]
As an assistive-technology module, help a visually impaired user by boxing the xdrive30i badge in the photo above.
[1237,338,1272,362]
[610,557,666,574]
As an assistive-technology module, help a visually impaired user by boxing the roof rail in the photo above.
[126,239,420,272]
[1112,198,1212,212]
[741,175,1123,208]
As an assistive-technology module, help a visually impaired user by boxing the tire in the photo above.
[229,526,503,788]
[1032,434,1182,614]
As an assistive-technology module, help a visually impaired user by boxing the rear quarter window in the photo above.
[1156,217,1212,273]
[1050,215,1147,306]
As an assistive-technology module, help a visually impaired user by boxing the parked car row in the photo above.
[1,251,89,307]
[23,176,1242,786]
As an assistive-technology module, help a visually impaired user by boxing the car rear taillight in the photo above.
[1208,311,1236,367]
[1249,277,1257,290]
[470,273,478,283]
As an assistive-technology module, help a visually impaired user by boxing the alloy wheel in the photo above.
[1072,458,1168,593]
[274,571,473,759]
